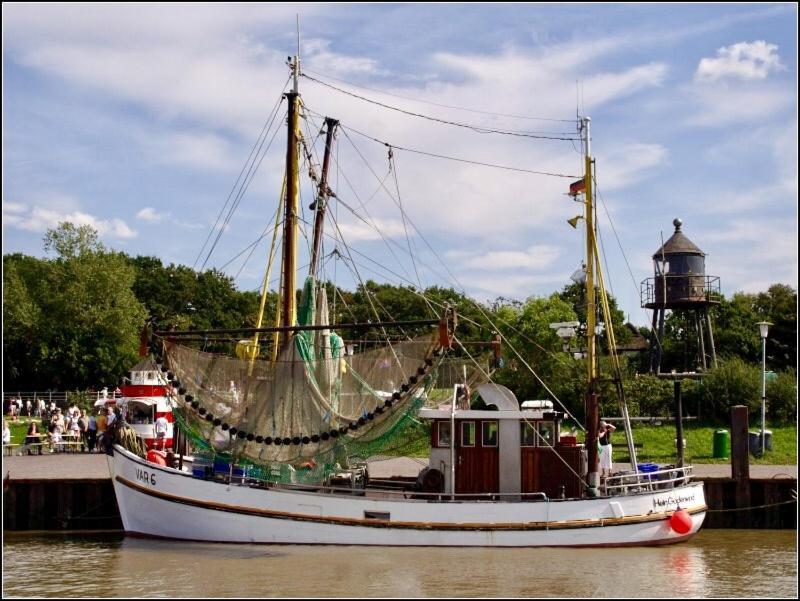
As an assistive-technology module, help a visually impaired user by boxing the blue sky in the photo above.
[2,3,797,326]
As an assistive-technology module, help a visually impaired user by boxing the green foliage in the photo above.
[766,368,798,424]
[754,284,797,371]
[129,256,262,331]
[4,223,148,390]
[696,356,762,418]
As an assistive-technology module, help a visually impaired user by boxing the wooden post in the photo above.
[674,380,685,467]
[730,404,751,528]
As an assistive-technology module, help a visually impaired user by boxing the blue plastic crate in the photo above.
[637,463,659,473]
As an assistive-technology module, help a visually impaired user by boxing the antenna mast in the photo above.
[580,115,600,497]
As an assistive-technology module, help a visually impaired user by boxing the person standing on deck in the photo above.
[154,414,169,450]
[599,420,617,479]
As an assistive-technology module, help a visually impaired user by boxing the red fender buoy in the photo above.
[670,509,692,534]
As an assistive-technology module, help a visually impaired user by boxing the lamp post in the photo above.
[756,321,772,455]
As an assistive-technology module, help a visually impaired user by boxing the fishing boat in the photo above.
[108,52,706,546]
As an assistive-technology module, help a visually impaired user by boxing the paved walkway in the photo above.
[3,454,796,481]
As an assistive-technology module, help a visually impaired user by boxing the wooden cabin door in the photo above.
[455,420,499,494]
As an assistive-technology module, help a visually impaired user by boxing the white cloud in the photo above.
[3,203,137,239]
[136,207,167,223]
[695,41,785,82]
[142,131,239,171]
[595,143,669,190]
[303,39,385,76]
[454,245,561,270]
[464,272,568,301]
[336,217,410,242]
[685,82,793,127]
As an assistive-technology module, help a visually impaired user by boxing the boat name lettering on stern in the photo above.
[652,492,695,510]
[135,468,156,486]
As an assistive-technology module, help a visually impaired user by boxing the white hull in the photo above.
[109,445,706,547]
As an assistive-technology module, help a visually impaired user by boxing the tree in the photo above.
[754,284,797,371]
[3,223,148,390]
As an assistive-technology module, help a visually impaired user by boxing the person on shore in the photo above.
[96,408,108,452]
[599,420,617,479]
[77,410,89,452]
[107,406,117,428]
[67,413,81,443]
[24,421,43,454]
[2,419,10,445]
[50,409,65,436]
[48,421,63,451]
[86,411,97,453]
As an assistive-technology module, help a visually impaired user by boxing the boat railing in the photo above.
[604,465,693,495]
[231,476,550,502]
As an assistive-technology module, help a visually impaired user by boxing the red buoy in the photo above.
[669,509,692,534]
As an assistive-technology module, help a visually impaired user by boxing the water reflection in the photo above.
[3,530,796,598]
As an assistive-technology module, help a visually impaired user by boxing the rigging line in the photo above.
[193,78,289,270]
[233,220,277,281]
[200,107,287,271]
[304,111,395,209]
[389,151,428,301]
[301,72,581,141]
[219,217,279,272]
[301,67,577,124]
[597,215,615,299]
[341,128,464,286]
[335,119,581,179]
[326,211,406,370]
[330,180,454,290]
[320,142,418,286]
[593,176,661,343]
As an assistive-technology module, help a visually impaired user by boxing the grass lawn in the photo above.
[6,417,794,466]
[607,422,797,465]
[7,418,43,445]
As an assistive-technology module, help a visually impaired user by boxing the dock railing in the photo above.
[3,390,122,416]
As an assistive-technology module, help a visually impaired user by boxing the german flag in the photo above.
[569,178,586,196]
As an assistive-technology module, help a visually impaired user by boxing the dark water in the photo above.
[2,530,797,598]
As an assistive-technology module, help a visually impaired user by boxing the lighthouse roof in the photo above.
[130,358,159,373]
[652,218,705,258]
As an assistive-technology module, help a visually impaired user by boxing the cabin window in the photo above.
[461,421,476,446]
[537,421,555,447]
[520,422,536,447]
[482,421,498,447]
[437,421,452,447]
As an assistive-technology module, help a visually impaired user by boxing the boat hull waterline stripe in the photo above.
[115,475,707,532]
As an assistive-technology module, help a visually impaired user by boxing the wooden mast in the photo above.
[278,56,301,350]
[309,117,339,278]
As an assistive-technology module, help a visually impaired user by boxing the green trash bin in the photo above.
[713,429,729,459]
